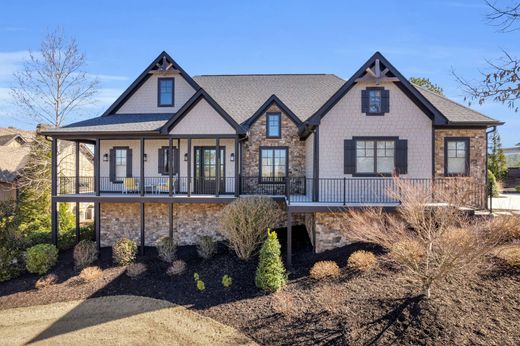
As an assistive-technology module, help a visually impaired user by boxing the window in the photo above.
[158,78,174,106]
[266,113,281,138]
[260,147,287,183]
[445,138,469,176]
[115,148,128,181]
[356,140,395,175]
[158,146,177,175]
[368,89,382,113]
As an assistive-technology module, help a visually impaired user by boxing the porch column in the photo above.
[75,141,80,242]
[140,138,145,196]
[234,136,239,197]
[95,138,100,196]
[51,137,58,246]
[168,203,173,239]
[287,210,293,269]
[94,202,100,251]
[312,127,320,202]
[187,138,192,197]
[168,137,173,197]
[216,138,220,197]
[140,202,145,255]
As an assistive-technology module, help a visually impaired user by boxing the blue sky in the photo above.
[0,0,518,146]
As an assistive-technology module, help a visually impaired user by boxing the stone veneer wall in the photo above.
[100,203,226,247]
[242,103,306,178]
[99,201,303,247]
[313,212,350,253]
[434,128,487,184]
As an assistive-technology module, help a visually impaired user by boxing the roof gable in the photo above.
[160,89,244,135]
[306,52,449,126]
[243,95,302,128]
[103,51,200,116]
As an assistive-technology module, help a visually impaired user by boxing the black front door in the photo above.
[194,147,225,194]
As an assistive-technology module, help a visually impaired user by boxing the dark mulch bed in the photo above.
[1,226,519,345]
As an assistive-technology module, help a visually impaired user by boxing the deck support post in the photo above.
[216,138,220,197]
[312,127,319,202]
[187,138,192,197]
[75,141,80,242]
[168,137,174,197]
[140,138,145,196]
[168,203,173,239]
[287,210,293,270]
[234,136,239,197]
[95,138,100,196]
[51,137,58,246]
[94,202,100,251]
[140,202,145,255]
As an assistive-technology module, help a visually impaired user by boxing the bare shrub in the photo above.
[347,251,377,272]
[489,215,520,243]
[220,196,284,260]
[35,273,58,289]
[495,245,520,266]
[157,237,177,263]
[73,240,98,269]
[197,236,217,259]
[126,263,147,279]
[113,238,137,266]
[309,261,340,280]
[339,178,500,298]
[166,260,187,276]
[79,266,102,282]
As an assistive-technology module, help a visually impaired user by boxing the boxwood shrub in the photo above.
[25,243,59,275]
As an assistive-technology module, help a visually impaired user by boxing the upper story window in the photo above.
[266,113,281,138]
[260,147,287,183]
[158,78,174,107]
[445,138,469,176]
[361,87,389,115]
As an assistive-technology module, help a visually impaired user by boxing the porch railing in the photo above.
[57,176,486,209]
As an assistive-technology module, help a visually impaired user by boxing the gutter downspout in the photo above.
[486,126,496,212]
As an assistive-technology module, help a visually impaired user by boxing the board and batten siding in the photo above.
[169,98,236,135]
[319,81,433,179]
[116,73,196,114]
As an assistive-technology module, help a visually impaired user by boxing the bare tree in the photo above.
[10,29,98,127]
[338,178,501,299]
[453,1,519,111]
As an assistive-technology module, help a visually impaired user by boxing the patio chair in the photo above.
[122,177,139,194]
[156,174,177,195]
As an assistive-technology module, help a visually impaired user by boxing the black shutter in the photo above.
[158,148,164,174]
[126,149,133,177]
[361,90,369,113]
[395,140,408,175]
[109,149,116,182]
[174,148,179,174]
[344,140,356,174]
[381,89,390,113]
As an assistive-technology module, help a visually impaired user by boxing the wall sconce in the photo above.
[184,153,188,161]
[143,153,148,162]
[230,153,235,162]
[103,153,108,162]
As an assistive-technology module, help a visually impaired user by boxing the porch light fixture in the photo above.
[184,153,188,161]
[144,153,148,162]
[230,153,235,162]
[103,153,108,162]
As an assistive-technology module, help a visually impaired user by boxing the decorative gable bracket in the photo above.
[355,59,400,85]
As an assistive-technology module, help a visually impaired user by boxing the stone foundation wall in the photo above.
[313,212,350,253]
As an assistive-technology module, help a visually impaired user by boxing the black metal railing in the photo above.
[57,176,486,209]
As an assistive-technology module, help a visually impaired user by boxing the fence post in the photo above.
[285,177,290,204]
[343,177,346,205]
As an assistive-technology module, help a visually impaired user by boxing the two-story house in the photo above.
[41,51,503,265]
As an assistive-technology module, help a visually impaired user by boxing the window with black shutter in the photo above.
[344,137,407,176]
[158,146,178,175]
[109,147,132,183]
[362,87,389,115]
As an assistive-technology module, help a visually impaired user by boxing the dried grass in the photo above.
[79,266,103,282]
[35,273,58,289]
[495,245,520,266]
[166,260,187,277]
[126,263,147,279]
[347,251,377,272]
[309,261,340,280]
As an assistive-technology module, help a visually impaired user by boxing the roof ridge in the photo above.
[412,84,499,122]
[193,73,337,77]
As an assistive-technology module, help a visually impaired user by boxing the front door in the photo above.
[194,147,225,194]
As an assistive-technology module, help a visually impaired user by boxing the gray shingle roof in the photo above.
[193,74,345,123]
[414,85,501,125]
[46,113,172,134]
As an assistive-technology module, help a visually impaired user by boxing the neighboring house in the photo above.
[504,142,520,168]
[41,51,503,263]
[0,127,94,222]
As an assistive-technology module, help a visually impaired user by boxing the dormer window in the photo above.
[158,78,174,107]
[362,87,389,115]
[266,112,281,138]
